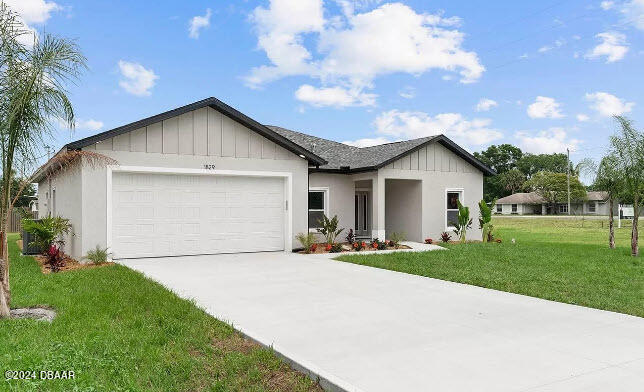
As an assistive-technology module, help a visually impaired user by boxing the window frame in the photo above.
[511,204,518,213]
[588,202,596,213]
[559,204,568,214]
[308,187,329,232]
[445,188,464,231]
[496,204,502,213]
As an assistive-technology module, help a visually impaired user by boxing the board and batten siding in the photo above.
[88,107,295,161]
[385,142,475,174]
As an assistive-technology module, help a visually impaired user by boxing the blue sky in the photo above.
[10,0,644,167]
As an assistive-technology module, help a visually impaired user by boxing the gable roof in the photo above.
[268,126,495,175]
[587,191,609,201]
[496,192,545,204]
[497,190,607,204]
[64,97,327,166]
[58,96,494,176]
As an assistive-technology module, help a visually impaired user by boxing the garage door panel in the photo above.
[112,172,285,258]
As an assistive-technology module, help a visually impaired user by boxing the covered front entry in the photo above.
[385,179,422,242]
[110,170,287,259]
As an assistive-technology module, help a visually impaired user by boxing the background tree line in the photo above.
[473,145,581,202]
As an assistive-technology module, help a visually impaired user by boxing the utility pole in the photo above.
[566,148,571,215]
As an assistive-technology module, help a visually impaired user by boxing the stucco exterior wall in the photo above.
[308,173,355,241]
[37,165,83,258]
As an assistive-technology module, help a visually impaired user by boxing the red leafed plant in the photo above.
[440,232,452,243]
[425,238,433,244]
[310,243,318,252]
[47,245,65,272]
[325,243,333,252]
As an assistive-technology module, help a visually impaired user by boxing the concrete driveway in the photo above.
[120,252,644,392]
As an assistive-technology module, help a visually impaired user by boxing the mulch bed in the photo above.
[17,240,114,274]
[301,242,412,254]
[33,254,115,274]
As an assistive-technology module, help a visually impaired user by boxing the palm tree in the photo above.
[593,154,624,249]
[611,116,644,257]
[0,4,87,317]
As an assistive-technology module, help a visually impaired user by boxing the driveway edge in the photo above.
[233,326,363,392]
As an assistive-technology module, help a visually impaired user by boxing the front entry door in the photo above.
[355,191,370,237]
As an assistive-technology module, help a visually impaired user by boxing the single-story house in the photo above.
[494,191,610,215]
[34,97,494,259]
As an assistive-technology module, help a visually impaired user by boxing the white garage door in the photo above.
[111,172,285,259]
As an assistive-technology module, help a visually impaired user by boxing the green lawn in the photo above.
[337,217,643,318]
[1,234,320,392]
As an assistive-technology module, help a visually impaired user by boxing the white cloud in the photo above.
[76,119,104,131]
[4,0,62,46]
[527,96,564,119]
[620,0,644,30]
[294,84,376,107]
[601,1,615,10]
[4,0,60,24]
[585,92,634,116]
[374,110,503,147]
[515,128,581,154]
[398,86,416,99]
[585,31,629,62]
[118,60,159,97]
[246,1,484,105]
[576,114,590,122]
[342,137,391,147]
[189,8,212,39]
[475,98,498,112]
[538,39,565,53]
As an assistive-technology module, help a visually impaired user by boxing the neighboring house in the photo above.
[494,191,610,215]
[33,97,494,259]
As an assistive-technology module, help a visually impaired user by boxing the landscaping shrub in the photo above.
[389,232,406,248]
[479,199,496,242]
[296,232,316,254]
[316,214,344,244]
[425,238,433,244]
[452,201,472,243]
[22,216,72,253]
[353,241,367,251]
[345,229,355,244]
[47,244,65,272]
[330,243,343,253]
[85,245,111,264]
[440,232,452,243]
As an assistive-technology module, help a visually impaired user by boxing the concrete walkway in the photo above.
[120,252,644,392]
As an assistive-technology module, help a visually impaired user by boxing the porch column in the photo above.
[372,174,386,239]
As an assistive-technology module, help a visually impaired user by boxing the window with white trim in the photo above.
[511,204,518,213]
[308,189,328,229]
[559,204,568,213]
[588,202,596,213]
[496,204,502,213]
[446,190,463,228]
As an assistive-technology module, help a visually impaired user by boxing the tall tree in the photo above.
[593,154,624,249]
[523,171,587,214]
[497,169,526,195]
[610,116,644,257]
[474,144,523,201]
[0,4,87,317]
[516,153,570,178]
[473,144,523,174]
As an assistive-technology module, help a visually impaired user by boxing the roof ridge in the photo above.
[265,125,360,149]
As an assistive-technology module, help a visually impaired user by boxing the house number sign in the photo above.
[203,164,216,170]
